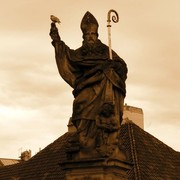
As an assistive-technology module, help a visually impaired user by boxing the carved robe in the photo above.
[52,39,127,128]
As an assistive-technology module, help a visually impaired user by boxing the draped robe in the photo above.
[52,40,127,129]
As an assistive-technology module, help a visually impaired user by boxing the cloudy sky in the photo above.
[0,0,179,158]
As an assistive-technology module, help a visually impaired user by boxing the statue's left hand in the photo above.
[101,60,113,70]
[112,60,126,78]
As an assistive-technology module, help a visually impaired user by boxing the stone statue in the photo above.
[50,11,128,159]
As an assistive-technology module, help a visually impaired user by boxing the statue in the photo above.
[50,11,128,159]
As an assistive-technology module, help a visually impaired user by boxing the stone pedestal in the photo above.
[60,158,132,180]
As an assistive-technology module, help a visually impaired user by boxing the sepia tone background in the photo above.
[0,0,179,158]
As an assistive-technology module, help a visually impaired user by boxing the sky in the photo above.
[0,0,179,159]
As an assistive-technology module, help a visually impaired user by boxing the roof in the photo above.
[0,122,179,179]
[0,132,71,179]
[0,158,21,167]
[120,123,180,179]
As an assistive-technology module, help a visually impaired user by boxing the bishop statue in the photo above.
[50,11,128,158]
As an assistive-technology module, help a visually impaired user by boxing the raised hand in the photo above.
[49,23,60,43]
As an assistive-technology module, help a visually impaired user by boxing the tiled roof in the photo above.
[0,132,73,179]
[0,159,21,167]
[120,123,180,179]
[0,122,179,179]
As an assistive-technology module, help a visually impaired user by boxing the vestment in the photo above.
[52,39,127,128]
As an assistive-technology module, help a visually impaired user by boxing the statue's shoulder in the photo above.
[74,46,82,53]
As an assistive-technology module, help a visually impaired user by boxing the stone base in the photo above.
[60,158,132,180]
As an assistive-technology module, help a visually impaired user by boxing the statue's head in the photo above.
[81,11,99,45]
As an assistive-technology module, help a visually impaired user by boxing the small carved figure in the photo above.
[95,103,119,156]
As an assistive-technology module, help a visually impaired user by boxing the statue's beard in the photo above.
[81,40,107,57]
[83,39,100,50]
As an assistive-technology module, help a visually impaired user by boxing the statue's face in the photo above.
[83,26,98,45]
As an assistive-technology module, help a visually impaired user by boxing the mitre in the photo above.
[80,11,99,34]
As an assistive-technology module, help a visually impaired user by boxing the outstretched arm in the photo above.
[49,22,77,88]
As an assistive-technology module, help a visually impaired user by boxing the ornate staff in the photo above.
[107,10,119,60]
